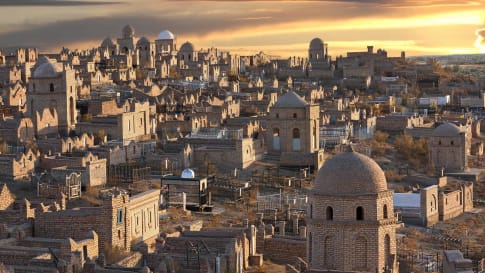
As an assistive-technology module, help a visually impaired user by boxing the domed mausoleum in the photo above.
[307,150,399,273]
[266,91,324,169]
[155,29,177,55]
[429,123,470,173]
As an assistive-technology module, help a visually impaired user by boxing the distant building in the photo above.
[265,91,324,169]
[429,123,470,172]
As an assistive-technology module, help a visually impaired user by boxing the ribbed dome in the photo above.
[122,24,135,38]
[309,37,324,49]
[313,152,387,195]
[273,91,308,108]
[136,36,150,46]
[33,61,62,78]
[100,37,115,48]
[157,30,175,40]
[180,41,195,52]
[433,123,462,137]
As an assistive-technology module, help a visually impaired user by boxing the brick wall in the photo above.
[35,193,130,252]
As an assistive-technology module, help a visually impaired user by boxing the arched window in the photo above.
[383,204,388,219]
[326,206,333,220]
[451,141,454,146]
[273,128,280,151]
[356,206,364,221]
[292,128,301,151]
[49,83,54,92]
[293,113,297,118]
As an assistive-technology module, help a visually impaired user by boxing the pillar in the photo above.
[182,192,186,211]
[278,221,286,236]
[249,225,256,256]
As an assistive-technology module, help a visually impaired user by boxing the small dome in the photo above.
[100,37,115,48]
[309,37,324,49]
[33,61,62,78]
[273,91,308,108]
[157,30,176,40]
[181,168,195,179]
[136,36,150,47]
[313,151,387,195]
[122,24,135,38]
[180,41,195,52]
[433,123,462,137]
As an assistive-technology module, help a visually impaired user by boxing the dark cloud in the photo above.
[0,0,121,6]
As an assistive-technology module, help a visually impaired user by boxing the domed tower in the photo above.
[99,37,118,58]
[137,36,155,68]
[178,41,197,65]
[429,123,469,173]
[28,58,77,135]
[309,37,327,62]
[307,150,399,273]
[117,24,136,54]
[266,91,323,169]
[155,30,177,56]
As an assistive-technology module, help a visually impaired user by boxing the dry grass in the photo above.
[103,243,129,264]
[384,169,404,182]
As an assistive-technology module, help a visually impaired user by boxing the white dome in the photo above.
[33,61,62,78]
[157,30,175,40]
[181,168,195,179]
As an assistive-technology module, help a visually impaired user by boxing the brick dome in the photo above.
[313,151,387,195]
[273,91,308,108]
[33,61,62,78]
[432,123,462,137]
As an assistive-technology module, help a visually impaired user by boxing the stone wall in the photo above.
[115,252,143,267]
[129,190,160,245]
[439,190,464,221]
[34,193,130,252]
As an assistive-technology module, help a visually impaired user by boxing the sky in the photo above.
[0,0,485,58]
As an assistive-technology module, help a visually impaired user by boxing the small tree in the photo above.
[95,129,106,145]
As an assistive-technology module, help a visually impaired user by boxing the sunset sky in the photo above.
[1,0,485,57]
